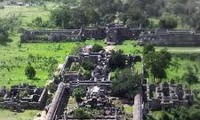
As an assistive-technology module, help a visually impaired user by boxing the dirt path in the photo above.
[104,45,116,52]
[34,110,47,120]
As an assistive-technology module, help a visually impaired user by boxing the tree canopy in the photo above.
[25,64,36,79]
[143,45,172,80]
[159,13,178,29]
[109,50,126,69]
[112,67,141,100]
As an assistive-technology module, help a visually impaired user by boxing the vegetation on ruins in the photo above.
[81,58,96,71]
[91,44,104,52]
[47,82,57,93]
[72,107,93,119]
[1,0,200,119]
[72,87,86,102]
[112,67,141,100]
[109,50,126,69]
[25,64,36,79]
[143,45,172,80]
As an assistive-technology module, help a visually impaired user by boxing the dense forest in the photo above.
[1,0,200,44]
[48,0,200,29]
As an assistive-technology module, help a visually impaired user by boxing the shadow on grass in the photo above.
[28,77,41,82]
[0,38,13,46]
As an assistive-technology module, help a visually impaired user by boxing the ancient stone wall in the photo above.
[139,29,200,46]
[0,87,48,110]
[46,82,70,120]
[20,26,142,44]
[133,94,143,120]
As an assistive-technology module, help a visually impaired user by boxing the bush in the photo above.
[73,108,93,119]
[91,44,104,52]
[82,70,91,80]
[159,13,178,29]
[81,58,96,71]
[109,50,126,69]
[72,87,86,102]
[47,82,57,93]
[112,68,141,100]
[182,67,198,85]
[0,27,9,44]
[25,64,36,79]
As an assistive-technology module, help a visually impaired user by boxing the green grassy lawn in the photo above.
[0,109,40,120]
[0,34,77,87]
[0,33,106,88]
[156,47,200,53]
[0,2,59,29]
[116,40,142,55]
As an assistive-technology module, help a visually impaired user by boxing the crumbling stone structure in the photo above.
[45,45,141,120]
[21,24,200,46]
[139,29,200,46]
[142,79,193,111]
[20,24,142,45]
[133,94,143,120]
[65,86,124,120]
[46,82,70,120]
[0,84,47,111]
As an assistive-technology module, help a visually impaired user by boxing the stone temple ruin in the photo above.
[20,24,142,45]
[0,43,194,119]
[132,79,194,120]
[43,45,194,120]
[139,29,200,46]
[0,84,47,112]
[142,79,193,111]
[21,24,200,46]
[45,45,141,120]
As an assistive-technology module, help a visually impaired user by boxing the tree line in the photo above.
[49,0,200,30]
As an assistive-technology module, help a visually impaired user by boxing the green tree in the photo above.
[72,87,86,102]
[50,6,71,28]
[143,44,155,55]
[188,11,200,30]
[109,50,126,69]
[144,47,172,80]
[159,13,178,29]
[69,8,88,28]
[121,7,149,27]
[182,67,198,85]
[81,58,96,71]
[91,44,104,52]
[25,64,36,79]
[0,27,9,45]
[112,68,141,100]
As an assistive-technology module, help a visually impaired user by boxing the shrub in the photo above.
[25,64,36,79]
[109,50,126,69]
[81,58,96,71]
[72,87,86,102]
[112,68,141,100]
[73,108,93,119]
[91,44,104,52]
[159,13,178,29]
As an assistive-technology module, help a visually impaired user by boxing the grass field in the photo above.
[156,47,200,53]
[116,40,142,55]
[0,109,40,120]
[0,2,59,29]
[0,33,105,88]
